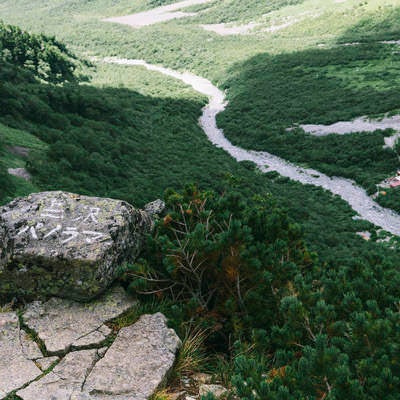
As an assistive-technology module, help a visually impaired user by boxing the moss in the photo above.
[0,256,105,303]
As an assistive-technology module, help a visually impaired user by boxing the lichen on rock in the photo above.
[0,191,153,302]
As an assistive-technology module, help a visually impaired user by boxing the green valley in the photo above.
[1,1,400,398]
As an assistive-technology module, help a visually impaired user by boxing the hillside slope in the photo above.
[1,3,400,398]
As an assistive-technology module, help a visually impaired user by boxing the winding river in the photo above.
[104,57,400,236]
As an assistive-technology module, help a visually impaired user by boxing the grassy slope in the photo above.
[3,0,399,78]
[1,0,399,250]
[218,43,400,191]
[1,1,400,193]
[1,3,400,396]
[0,123,43,202]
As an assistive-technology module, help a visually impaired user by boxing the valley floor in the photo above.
[103,57,400,236]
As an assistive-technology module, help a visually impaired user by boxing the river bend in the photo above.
[104,57,400,236]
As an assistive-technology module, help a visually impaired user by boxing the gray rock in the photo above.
[0,312,42,398]
[17,349,99,400]
[199,384,228,398]
[0,191,152,301]
[192,372,212,384]
[20,329,43,360]
[144,199,165,217]
[22,286,135,354]
[35,356,59,371]
[7,167,32,181]
[83,313,181,399]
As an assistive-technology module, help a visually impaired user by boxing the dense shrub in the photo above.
[125,186,313,342]
[122,186,400,398]
[0,21,80,83]
[231,248,400,399]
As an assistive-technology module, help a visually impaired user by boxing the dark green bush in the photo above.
[124,185,313,342]
[0,21,80,83]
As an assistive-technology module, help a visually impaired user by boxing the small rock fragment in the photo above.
[144,199,165,217]
[20,330,43,360]
[35,356,59,371]
[168,391,186,400]
[96,347,108,358]
[199,384,228,398]
[193,372,212,384]
[6,146,30,158]
[7,167,31,181]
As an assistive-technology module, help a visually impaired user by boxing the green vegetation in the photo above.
[2,0,398,82]
[0,123,43,204]
[127,186,310,340]
[0,21,80,83]
[0,137,15,203]
[219,43,400,191]
[1,1,400,398]
[189,0,305,24]
[375,188,400,213]
[126,186,400,399]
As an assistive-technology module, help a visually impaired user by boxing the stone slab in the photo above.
[22,286,135,354]
[83,313,181,399]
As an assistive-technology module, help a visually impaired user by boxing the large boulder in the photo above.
[0,191,153,301]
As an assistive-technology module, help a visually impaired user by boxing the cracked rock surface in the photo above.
[83,313,181,399]
[17,349,100,400]
[22,286,135,354]
[0,312,42,398]
[1,290,180,400]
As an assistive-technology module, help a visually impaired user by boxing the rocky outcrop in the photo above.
[0,288,180,400]
[22,286,135,354]
[83,313,181,399]
[0,191,153,301]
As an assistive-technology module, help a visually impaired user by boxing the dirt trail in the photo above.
[103,57,400,236]
[103,0,212,28]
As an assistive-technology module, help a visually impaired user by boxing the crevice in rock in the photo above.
[74,326,104,342]
[80,349,104,392]
[2,357,60,400]
[19,316,118,359]
[3,393,24,400]
[68,332,117,355]
[18,314,48,357]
